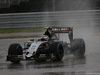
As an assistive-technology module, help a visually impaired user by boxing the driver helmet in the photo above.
[42,35,48,39]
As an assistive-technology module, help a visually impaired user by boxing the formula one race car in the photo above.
[6,27,85,63]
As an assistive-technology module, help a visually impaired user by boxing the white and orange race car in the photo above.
[7,27,85,63]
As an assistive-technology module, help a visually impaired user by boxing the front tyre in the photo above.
[71,39,85,57]
[7,43,23,63]
[50,42,64,61]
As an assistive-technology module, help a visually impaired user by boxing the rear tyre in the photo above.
[71,39,85,57]
[7,43,23,63]
[50,42,64,61]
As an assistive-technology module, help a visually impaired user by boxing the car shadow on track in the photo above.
[7,55,86,70]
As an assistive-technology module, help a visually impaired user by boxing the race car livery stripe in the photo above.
[35,42,50,54]
[40,42,49,46]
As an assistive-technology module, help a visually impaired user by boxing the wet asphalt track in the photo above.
[0,10,100,75]
[0,25,100,75]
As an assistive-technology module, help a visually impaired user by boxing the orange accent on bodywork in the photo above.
[35,42,50,54]
[52,30,69,33]
[40,42,49,46]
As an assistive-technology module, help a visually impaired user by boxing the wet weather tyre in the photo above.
[71,39,85,57]
[8,43,23,63]
[34,54,40,61]
[50,42,64,61]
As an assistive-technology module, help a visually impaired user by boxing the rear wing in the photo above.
[52,27,72,33]
[52,27,73,41]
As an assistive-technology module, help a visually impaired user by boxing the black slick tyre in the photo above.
[71,39,85,57]
[50,42,64,61]
[7,43,23,63]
